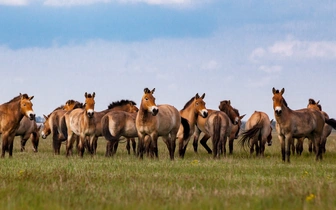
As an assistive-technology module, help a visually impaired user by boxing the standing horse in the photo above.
[295,99,334,155]
[272,88,336,162]
[41,100,83,155]
[177,93,208,158]
[239,111,273,157]
[193,100,243,155]
[16,116,41,152]
[0,93,35,157]
[90,100,139,155]
[61,92,96,157]
[136,88,187,160]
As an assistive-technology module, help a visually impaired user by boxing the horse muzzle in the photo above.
[267,141,272,146]
[201,110,208,118]
[152,107,159,116]
[87,110,94,118]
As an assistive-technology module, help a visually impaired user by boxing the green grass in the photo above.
[1,132,336,210]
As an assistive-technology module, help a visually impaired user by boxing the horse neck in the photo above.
[138,104,153,122]
[180,105,198,126]
[7,100,25,123]
[274,104,291,123]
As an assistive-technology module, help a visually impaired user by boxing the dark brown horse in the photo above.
[177,93,208,158]
[16,116,41,152]
[135,88,188,160]
[272,88,336,162]
[193,100,243,155]
[41,100,83,155]
[0,94,35,157]
[239,111,273,157]
[62,92,96,157]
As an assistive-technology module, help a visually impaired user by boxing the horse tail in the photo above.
[325,118,336,130]
[213,114,221,146]
[239,125,261,149]
[181,117,190,140]
[60,116,68,141]
[101,115,113,141]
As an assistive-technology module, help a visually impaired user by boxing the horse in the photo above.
[272,87,336,162]
[135,88,188,160]
[90,99,139,155]
[0,93,35,157]
[295,99,333,155]
[61,92,96,157]
[101,111,138,156]
[203,110,232,158]
[193,100,243,155]
[239,111,273,157]
[41,100,83,155]
[16,116,41,152]
[177,93,208,158]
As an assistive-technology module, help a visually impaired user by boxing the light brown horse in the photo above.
[90,100,139,155]
[101,111,138,156]
[41,100,83,155]
[177,93,208,158]
[239,111,273,157]
[272,87,336,162]
[295,99,334,155]
[0,93,35,157]
[135,88,188,160]
[193,100,243,155]
[61,92,96,157]
[16,116,41,152]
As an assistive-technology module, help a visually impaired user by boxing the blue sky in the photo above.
[1,0,336,121]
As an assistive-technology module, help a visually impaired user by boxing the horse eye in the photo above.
[145,98,148,101]
[196,102,199,105]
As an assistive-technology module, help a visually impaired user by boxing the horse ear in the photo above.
[317,100,320,104]
[195,93,200,99]
[201,93,205,99]
[270,119,274,123]
[280,88,285,95]
[38,124,42,130]
[272,87,276,94]
[92,92,95,98]
[240,114,246,120]
[151,88,155,94]
[85,92,88,98]
[29,96,34,100]
[228,100,231,105]
[43,114,48,120]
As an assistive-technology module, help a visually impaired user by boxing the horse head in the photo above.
[141,88,158,116]
[41,114,51,139]
[267,119,274,146]
[218,100,242,125]
[194,93,208,118]
[272,87,285,116]
[20,93,35,120]
[307,98,322,111]
[84,92,95,118]
[63,99,84,111]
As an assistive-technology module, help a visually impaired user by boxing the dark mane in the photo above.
[65,99,84,108]
[86,93,94,98]
[275,89,288,107]
[108,100,137,109]
[220,100,240,116]
[4,94,29,105]
[308,98,317,105]
[144,88,151,93]
[182,96,195,110]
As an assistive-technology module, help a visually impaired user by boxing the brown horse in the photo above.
[295,99,334,155]
[177,93,208,158]
[272,88,336,162]
[135,88,188,160]
[239,111,273,157]
[0,93,35,157]
[193,100,243,155]
[41,100,83,154]
[90,100,139,155]
[61,92,96,157]
[101,111,138,156]
[16,116,41,152]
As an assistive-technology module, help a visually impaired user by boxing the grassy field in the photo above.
[1,132,336,210]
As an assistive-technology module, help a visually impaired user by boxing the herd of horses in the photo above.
[0,87,336,162]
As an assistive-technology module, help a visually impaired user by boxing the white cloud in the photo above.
[0,0,28,6]
[201,60,220,71]
[258,65,282,73]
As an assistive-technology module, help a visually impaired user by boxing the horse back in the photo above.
[156,104,181,133]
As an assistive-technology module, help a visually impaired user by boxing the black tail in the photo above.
[101,116,114,141]
[325,118,336,130]
[212,114,221,156]
[239,125,261,149]
[181,117,190,140]
[60,116,68,141]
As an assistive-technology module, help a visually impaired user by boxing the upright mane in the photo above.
[108,100,137,109]
[275,89,288,107]
[65,99,84,109]
[308,98,322,111]
[4,94,28,105]
[182,96,195,110]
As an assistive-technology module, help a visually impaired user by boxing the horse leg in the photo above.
[228,137,234,155]
[170,132,178,160]
[78,135,86,157]
[20,136,27,152]
[286,135,293,163]
[8,136,15,157]
[200,134,212,154]
[150,134,159,159]
[126,138,131,155]
[137,135,146,159]
[192,128,201,153]
[278,135,286,162]
[131,138,136,155]
[113,140,119,155]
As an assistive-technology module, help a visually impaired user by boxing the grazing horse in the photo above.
[61,92,96,157]
[295,99,334,155]
[177,93,208,158]
[239,111,273,157]
[41,100,83,155]
[272,87,336,162]
[193,100,243,155]
[101,111,138,156]
[91,100,139,155]
[136,88,187,160]
[16,116,41,152]
[0,94,35,157]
